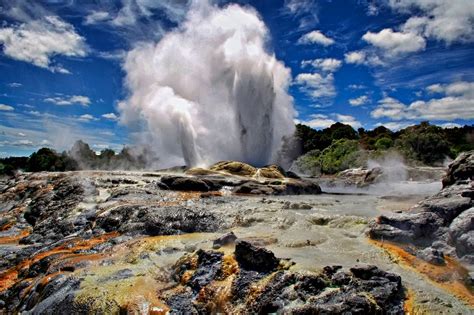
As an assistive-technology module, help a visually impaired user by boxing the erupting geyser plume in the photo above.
[119,0,296,167]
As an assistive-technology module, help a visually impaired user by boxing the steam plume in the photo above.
[119,0,296,167]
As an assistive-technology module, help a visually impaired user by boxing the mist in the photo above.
[321,152,443,196]
[119,0,296,168]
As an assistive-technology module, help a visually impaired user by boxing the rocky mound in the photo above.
[170,161,321,195]
[368,151,474,266]
[164,240,405,314]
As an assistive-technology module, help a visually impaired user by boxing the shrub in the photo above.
[375,137,393,150]
[320,139,366,174]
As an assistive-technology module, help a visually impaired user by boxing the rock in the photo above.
[282,179,322,195]
[286,171,301,179]
[185,167,221,176]
[95,205,221,236]
[442,151,474,188]
[210,161,257,177]
[418,247,445,265]
[234,240,280,272]
[212,231,238,249]
[258,165,286,179]
[368,151,474,265]
[168,246,405,314]
[449,208,474,260]
[160,175,212,192]
[233,182,274,195]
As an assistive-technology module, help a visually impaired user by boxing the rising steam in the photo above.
[119,0,296,167]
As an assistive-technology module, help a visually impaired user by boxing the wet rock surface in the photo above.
[166,245,405,314]
[369,151,474,266]
[0,165,471,313]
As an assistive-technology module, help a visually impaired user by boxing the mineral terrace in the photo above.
[0,157,473,314]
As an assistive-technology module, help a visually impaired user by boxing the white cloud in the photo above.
[348,84,365,90]
[375,121,412,131]
[301,114,336,129]
[285,0,315,14]
[389,0,474,44]
[427,81,474,98]
[0,16,88,73]
[344,51,383,66]
[345,51,366,64]
[302,58,341,72]
[84,11,111,25]
[77,114,98,122]
[44,95,91,106]
[349,95,369,106]
[362,28,426,56]
[27,110,41,116]
[298,30,334,46]
[335,114,362,128]
[295,72,335,98]
[371,82,474,121]
[299,113,361,129]
[102,113,119,121]
[440,123,462,129]
[7,82,22,88]
[0,104,14,111]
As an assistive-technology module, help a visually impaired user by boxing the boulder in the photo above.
[212,231,238,249]
[234,240,280,272]
[258,165,286,179]
[160,175,212,192]
[209,161,257,177]
[442,151,474,187]
[449,208,474,261]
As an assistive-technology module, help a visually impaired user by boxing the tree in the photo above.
[26,148,64,172]
[395,122,451,164]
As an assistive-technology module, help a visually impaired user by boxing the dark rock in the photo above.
[282,179,321,195]
[286,171,301,179]
[233,182,274,195]
[442,151,474,188]
[160,175,212,192]
[234,240,280,272]
[96,205,221,236]
[189,250,224,292]
[213,231,238,249]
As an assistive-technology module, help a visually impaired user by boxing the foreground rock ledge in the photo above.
[368,151,474,267]
[1,239,406,314]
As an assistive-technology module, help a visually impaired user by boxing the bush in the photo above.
[292,149,322,176]
[320,139,366,174]
[375,137,393,150]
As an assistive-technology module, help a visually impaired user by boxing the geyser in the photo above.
[119,0,296,167]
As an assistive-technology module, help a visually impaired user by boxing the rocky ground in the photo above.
[0,160,472,313]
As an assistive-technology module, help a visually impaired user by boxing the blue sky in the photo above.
[0,0,473,157]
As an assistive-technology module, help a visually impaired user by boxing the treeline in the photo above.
[0,140,151,176]
[1,122,473,176]
[293,121,474,175]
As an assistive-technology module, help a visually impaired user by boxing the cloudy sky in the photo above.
[0,0,473,157]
